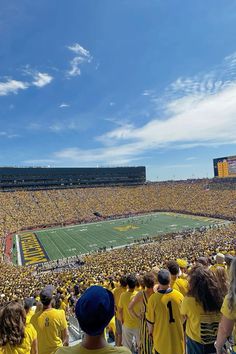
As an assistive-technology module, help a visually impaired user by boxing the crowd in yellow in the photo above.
[0,180,236,238]
[0,180,236,354]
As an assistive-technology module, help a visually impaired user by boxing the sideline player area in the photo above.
[14,212,229,266]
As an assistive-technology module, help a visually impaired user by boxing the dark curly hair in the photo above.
[188,265,223,312]
[0,301,26,347]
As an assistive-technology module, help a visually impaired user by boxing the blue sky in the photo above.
[1,0,236,180]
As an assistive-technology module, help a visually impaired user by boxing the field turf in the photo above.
[17,212,227,263]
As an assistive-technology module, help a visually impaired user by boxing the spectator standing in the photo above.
[24,297,36,324]
[167,260,189,297]
[112,275,127,346]
[0,300,38,354]
[181,265,223,354]
[118,275,140,352]
[146,269,184,354]
[176,259,188,279]
[31,286,69,354]
[210,253,226,272]
[54,285,131,354]
[129,272,155,354]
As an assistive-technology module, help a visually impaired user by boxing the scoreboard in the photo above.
[213,155,236,178]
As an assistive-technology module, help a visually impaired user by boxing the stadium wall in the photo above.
[0,166,146,190]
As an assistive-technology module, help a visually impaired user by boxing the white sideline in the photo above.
[15,234,22,266]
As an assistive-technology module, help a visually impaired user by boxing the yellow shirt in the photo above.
[59,301,67,313]
[181,296,220,344]
[118,290,139,329]
[31,308,67,354]
[221,295,236,351]
[26,308,35,324]
[0,323,37,354]
[210,264,226,272]
[172,278,189,297]
[146,289,184,354]
[54,343,131,354]
[112,286,127,319]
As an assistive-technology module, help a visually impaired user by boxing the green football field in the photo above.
[17,212,228,263]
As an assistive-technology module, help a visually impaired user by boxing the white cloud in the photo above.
[50,121,82,132]
[28,51,236,166]
[142,90,154,96]
[0,131,19,138]
[54,82,236,165]
[0,79,28,96]
[67,57,83,77]
[169,52,236,99]
[49,123,63,132]
[32,72,53,87]
[224,52,236,73]
[67,42,92,77]
[0,69,53,97]
[54,146,141,165]
[59,103,70,108]
[102,84,236,146]
[67,43,90,57]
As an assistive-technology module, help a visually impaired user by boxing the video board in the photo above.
[213,155,236,177]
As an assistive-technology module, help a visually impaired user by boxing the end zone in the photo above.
[18,232,49,266]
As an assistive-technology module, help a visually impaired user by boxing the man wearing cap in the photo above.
[24,297,36,324]
[54,285,131,354]
[31,286,69,354]
[176,258,188,279]
[146,269,184,354]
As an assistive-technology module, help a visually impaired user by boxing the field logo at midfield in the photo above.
[20,233,49,265]
[114,225,139,232]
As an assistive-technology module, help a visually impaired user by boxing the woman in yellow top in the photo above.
[181,265,223,354]
[0,300,38,354]
[128,272,155,354]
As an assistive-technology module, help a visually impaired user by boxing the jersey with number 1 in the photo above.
[146,289,184,354]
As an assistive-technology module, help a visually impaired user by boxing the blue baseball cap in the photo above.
[75,285,114,336]
[40,285,54,305]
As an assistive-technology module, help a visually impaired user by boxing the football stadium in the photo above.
[1,162,236,351]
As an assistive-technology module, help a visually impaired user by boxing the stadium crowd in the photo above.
[1,180,236,353]
[0,222,236,353]
[0,180,236,238]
